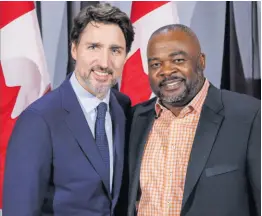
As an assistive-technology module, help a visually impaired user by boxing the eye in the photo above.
[111,47,121,55]
[173,58,185,63]
[87,44,97,50]
[150,63,161,69]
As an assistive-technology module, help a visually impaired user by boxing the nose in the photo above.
[159,62,176,77]
[99,49,110,69]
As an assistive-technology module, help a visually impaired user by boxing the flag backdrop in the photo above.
[59,1,259,102]
[120,1,180,105]
[0,1,50,212]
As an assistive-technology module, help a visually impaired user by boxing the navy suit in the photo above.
[3,75,131,216]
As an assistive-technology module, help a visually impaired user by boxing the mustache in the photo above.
[159,75,185,87]
[91,66,114,75]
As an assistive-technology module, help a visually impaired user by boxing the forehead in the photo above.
[147,30,199,57]
[79,22,126,46]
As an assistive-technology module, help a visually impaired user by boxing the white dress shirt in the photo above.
[70,73,114,192]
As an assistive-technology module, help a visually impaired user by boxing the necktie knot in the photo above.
[97,102,107,119]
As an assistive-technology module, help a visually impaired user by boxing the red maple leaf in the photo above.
[121,49,152,106]
[0,63,20,208]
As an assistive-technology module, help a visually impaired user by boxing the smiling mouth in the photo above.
[91,69,112,82]
[93,70,109,76]
[161,79,184,90]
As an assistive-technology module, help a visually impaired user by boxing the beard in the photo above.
[160,85,188,104]
[81,65,118,99]
[154,70,205,106]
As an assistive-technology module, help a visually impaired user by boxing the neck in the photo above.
[75,73,107,100]
[165,104,184,116]
[75,73,94,94]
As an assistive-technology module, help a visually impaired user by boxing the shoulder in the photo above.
[220,89,260,116]
[111,88,132,112]
[131,97,157,118]
[133,97,157,110]
[111,88,130,105]
[21,87,64,120]
[111,89,132,118]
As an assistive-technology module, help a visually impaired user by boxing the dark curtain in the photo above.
[221,1,261,99]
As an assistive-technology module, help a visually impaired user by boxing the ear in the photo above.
[199,53,206,71]
[71,42,77,61]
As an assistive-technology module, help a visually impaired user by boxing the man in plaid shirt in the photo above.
[126,24,260,216]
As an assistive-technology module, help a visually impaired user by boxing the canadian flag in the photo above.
[120,1,179,105]
[0,1,50,212]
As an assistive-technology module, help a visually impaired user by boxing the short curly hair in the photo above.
[70,3,135,54]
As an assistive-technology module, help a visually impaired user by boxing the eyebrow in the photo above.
[148,50,190,63]
[169,50,189,58]
[110,44,125,50]
[148,57,160,63]
[85,42,101,46]
[85,42,124,50]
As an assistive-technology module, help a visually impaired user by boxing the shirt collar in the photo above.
[155,79,210,118]
[70,72,110,113]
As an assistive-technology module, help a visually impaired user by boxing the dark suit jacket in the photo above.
[127,84,261,216]
[3,74,131,216]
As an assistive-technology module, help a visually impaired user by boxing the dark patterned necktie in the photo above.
[95,102,110,186]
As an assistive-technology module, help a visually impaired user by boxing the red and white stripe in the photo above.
[0,2,50,212]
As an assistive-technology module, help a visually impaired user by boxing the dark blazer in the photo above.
[3,74,131,216]
[127,84,261,216]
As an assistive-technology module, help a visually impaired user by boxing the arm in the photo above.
[247,108,261,216]
[3,109,52,216]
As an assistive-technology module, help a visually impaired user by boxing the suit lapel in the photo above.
[128,100,156,214]
[182,84,224,209]
[60,77,111,197]
[109,92,126,202]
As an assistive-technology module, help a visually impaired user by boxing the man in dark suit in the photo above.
[3,3,134,216]
[127,24,260,216]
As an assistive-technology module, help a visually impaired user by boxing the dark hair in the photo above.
[70,3,135,53]
[151,24,197,40]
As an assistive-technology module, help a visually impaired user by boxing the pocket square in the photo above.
[205,165,238,177]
